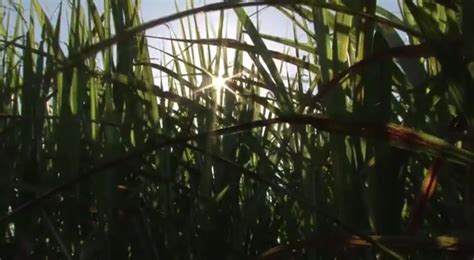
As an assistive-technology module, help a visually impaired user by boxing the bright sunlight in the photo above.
[193,72,241,96]
[213,74,227,91]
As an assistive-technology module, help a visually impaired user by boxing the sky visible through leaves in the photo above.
[17,0,402,89]
[22,0,400,53]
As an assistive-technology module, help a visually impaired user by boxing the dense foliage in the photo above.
[0,0,473,259]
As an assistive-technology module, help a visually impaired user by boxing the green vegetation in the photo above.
[0,0,473,259]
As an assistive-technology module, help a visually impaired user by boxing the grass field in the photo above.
[0,0,473,259]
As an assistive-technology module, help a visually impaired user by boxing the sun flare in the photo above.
[213,75,227,91]
[194,72,241,96]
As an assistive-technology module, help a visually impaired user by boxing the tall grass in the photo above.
[0,0,473,259]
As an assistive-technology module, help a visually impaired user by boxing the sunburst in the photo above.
[193,71,241,95]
